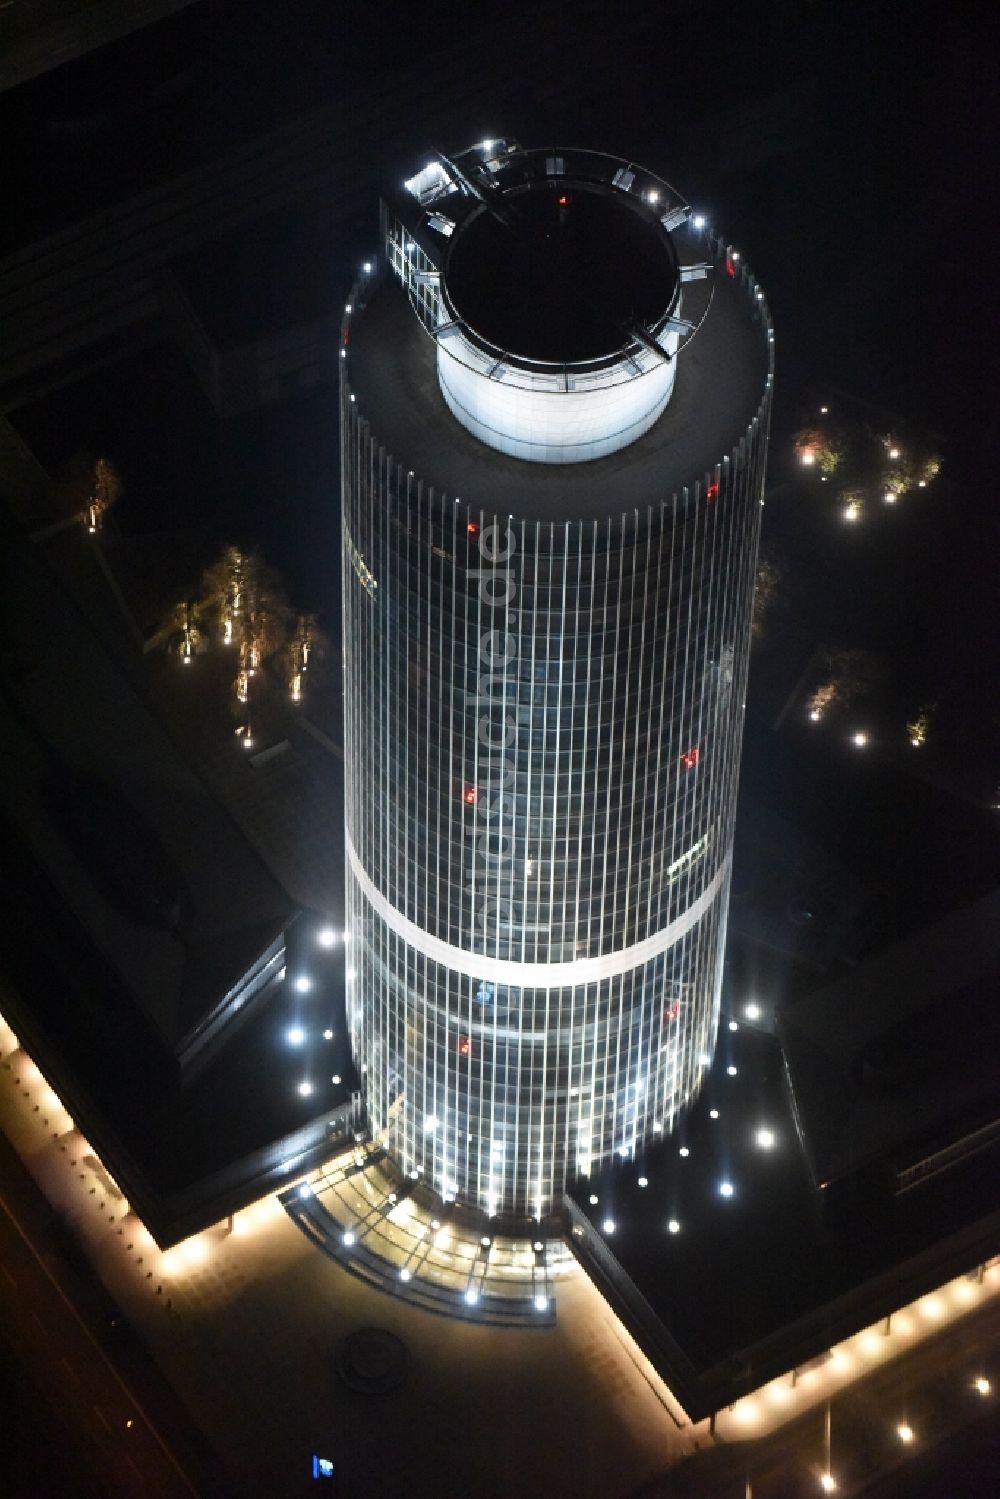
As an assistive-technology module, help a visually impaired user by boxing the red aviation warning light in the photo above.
[680,747,700,770]
[457,1035,471,1056]
[463,785,477,805]
[467,521,480,537]
[664,1000,681,1022]
[706,480,720,501]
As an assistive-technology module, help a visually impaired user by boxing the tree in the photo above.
[51,454,122,532]
[806,648,884,721]
[752,551,782,641]
[283,613,328,701]
[906,704,935,748]
[794,426,843,476]
[147,599,207,662]
[152,544,329,742]
[86,458,122,532]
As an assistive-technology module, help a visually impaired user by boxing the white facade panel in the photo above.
[436,336,679,464]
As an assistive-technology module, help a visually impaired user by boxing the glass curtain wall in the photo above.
[342,244,772,1219]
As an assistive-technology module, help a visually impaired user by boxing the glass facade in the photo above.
[342,144,773,1218]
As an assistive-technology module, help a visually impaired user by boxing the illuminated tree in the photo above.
[52,454,123,533]
[197,546,291,704]
[752,551,782,641]
[283,613,329,703]
[85,458,122,532]
[878,435,941,502]
[806,681,838,722]
[807,649,883,722]
[906,704,935,748]
[200,546,257,642]
[147,599,208,662]
[153,544,327,740]
[794,426,843,476]
[240,556,291,669]
[796,410,941,520]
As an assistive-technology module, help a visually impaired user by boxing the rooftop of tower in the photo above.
[346,237,771,523]
[443,178,680,366]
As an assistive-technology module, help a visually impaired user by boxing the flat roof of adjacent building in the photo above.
[0,532,293,1054]
[777,887,1000,1188]
[0,523,356,1242]
[564,1006,1000,1417]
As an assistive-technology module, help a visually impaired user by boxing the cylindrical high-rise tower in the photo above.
[341,141,773,1219]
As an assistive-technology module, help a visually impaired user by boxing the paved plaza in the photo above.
[2,1003,997,1497]
[0,1007,703,1497]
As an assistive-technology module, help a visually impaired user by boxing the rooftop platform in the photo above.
[347,233,770,523]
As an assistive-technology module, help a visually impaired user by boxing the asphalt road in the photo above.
[0,1135,210,1498]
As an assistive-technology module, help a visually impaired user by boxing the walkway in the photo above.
[282,1143,566,1325]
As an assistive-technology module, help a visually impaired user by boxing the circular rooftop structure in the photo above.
[387,144,715,465]
[443,182,679,366]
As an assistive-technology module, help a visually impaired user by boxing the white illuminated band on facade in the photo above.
[346,830,728,988]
